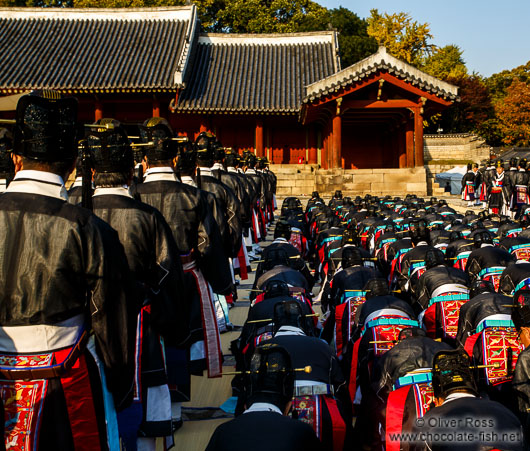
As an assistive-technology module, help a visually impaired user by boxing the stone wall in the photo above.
[275,166,428,197]
[424,133,490,163]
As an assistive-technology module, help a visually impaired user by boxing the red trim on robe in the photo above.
[385,386,412,451]
[58,352,101,451]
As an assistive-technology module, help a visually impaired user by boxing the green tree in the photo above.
[485,61,530,103]
[496,79,530,147]
[425,75,494,137]
[0,0,72,5]
[213,0,327,33]
[421,45,467,80]
[297,6,377,68]
[366,8,434,65]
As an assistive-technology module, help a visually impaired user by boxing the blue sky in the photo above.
[317,0,529,77]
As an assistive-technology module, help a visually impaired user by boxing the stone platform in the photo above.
[274,165,444,198]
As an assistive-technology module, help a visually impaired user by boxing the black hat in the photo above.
[409,218,428,245]
[342,246,362,269]
[510,157,518,168]
[334,190,343,199]
[175,140,196,173]
[274,219,292,240]
[469,279,494,299]
[495,159,504,169]
[425,248,446,270]
[246,343,295,405]
[473,231,493,248]
[263,248,289,271]
[195,131,216,164]
[273,300,305,334]
[245,151,257,168]
[87,118,133,173]
[519,158,527,169]
[141,117,177,162]
[263,280,290,299]
[212,140,225,161]
[224,149,238,168]
[0,128,14,177]
[341,228,357,245]
[512,290,530,330]
[364,278,390,298]
[14,90,78,162]
[432,349,478,399]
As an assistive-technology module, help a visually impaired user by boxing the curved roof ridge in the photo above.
[304,46,459,102]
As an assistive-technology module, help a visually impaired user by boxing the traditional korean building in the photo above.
[0,6,459,195]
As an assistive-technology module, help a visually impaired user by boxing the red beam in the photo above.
[342,99,418,110]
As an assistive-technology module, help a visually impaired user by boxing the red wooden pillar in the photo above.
[332,103,342,169]
[322,128,328,169]
[414,106,424,167]
[406,119,414,168]
[94,99,103,122]
[152,98,160,117]
[255,119,264,157]
[398,125,406,168]
[308,128,317,164]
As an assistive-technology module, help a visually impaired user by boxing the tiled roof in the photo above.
[303,46,459,104]
[175,32,340,114]
[0,7,197,93]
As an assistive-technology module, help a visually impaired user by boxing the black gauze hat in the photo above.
[176,140,196,172]
[88,119,133,173]
[141,117,177,162]
[14,90,78,162]
[247,344,295,402]
[342,246,363,268]
[425,248,446,270]
[512,290,530,330]
[264,280,290,299]
[273,300,305,334]
[0,128,14,176]
[364,278,390,298]
[432,349,478,399]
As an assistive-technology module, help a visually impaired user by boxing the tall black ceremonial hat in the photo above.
[175,139,196,172]
[495,159,504,168]
[195,131,215,162]
[0,128,14,176]
[247,343,295,402]
[224,149,238,167]
[87,118,133,173]
[212,140,225,161]
[512,290,530,330]
[14,90,78,162]
[432,349,478,398]
[140,117,177,162]
[273,300,305,334]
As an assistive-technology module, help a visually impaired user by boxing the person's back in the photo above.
[206,410,322,451]
[206,343,322,451]
[0,91,135,449]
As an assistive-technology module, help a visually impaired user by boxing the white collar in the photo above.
[227,167,237,173]
[211,163,224,171]
[144,167,176,183]
[443,393,475,405]
[197,167,213,177]
[7,170,67,201]
[93,186,132,198]
[180,176,197,187]
[0,179,7,193]
[274,325,306,337]
[273,237,288,243]
[246,168,257,174]
[72,176,83,188]
[244,402,282,415]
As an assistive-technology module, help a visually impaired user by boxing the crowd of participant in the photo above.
[2,90,530,451]
[461,158,530,215]
[213,189,530,451]
[0,91,276,450]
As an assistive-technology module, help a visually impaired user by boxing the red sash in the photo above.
[385,386,412,451]
[184,264,223,378]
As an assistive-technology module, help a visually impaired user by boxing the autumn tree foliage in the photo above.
[495,79,530,147]
[366,9,434,65]
[421,45,467,80]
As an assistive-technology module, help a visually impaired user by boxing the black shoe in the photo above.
[172,419,183,432]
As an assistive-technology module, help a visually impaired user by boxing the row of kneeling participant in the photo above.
[208,190,530,450]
